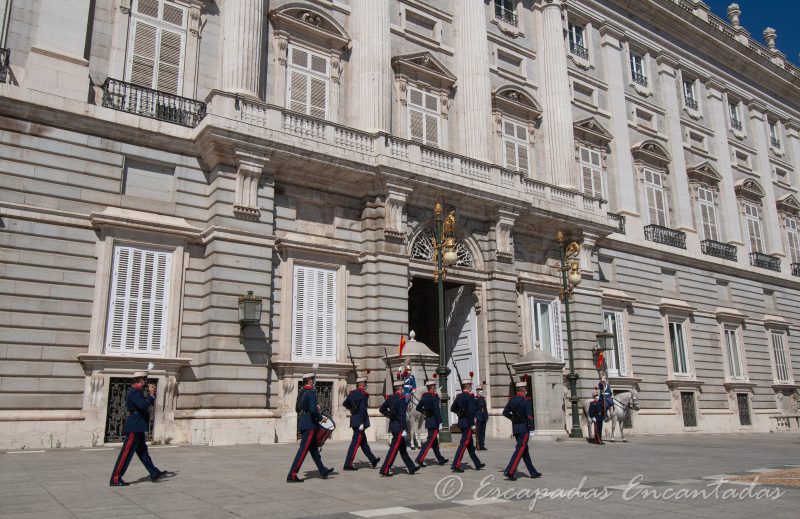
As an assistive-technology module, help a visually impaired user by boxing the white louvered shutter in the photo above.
[129,20,158,89]
[286,46,329,119]
[503,120,529,174]
[408,87,440,147]
[105,245,171,355]
[127,0,186,94]
[292,266,337,361]
[550,299,564,361]
[614,311,628,376]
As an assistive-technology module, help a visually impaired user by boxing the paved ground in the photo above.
[1,433,799,518]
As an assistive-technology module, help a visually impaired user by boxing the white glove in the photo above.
[471,425,476,431]
[401,430,408,438]
[591,418,596,422]
[439,424,443,430]
[358,424,364,431]
[529,431,535,438]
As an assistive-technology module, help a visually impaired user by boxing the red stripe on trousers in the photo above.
[509,435,526,474]
[455,428,471,469]
[291,432,314,478]
[383,434,402,474]
[419,428,437,462]
[349,431,362,466]
[112,433,136,484]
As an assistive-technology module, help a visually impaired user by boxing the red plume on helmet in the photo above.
[469,371,474,378]
[433,373,438,379]
[521,374,529,382]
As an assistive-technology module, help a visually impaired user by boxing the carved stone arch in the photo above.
[492,86,542,121]
[631,140,671,168]
[734,178,766,202]
[407,221,482,271]
[268,4,352,50]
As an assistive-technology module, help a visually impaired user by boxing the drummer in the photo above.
[287,372,334,483]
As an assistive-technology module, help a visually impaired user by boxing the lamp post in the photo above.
[557,231,583,439]
[433,202,458,443]
[238,290,263,341]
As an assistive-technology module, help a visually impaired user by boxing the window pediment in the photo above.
[734,178,765,201]
[574,117,612,146]
[392,51,457,91]
[777,193,800,216]
[491,86,541,120]
[686,161,722,186]
[632,140,670,167]
[268,7,351,50]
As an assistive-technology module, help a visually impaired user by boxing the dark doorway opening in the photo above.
[408,277,461,354]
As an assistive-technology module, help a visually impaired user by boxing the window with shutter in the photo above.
[603,310,628,376]
[697,187,719,241]
[771,332,791,382]
[105,245,172,356]
[530,297,563,361]
[579,146,603,198]
[644,169,669,227]
[668,320,689,374]
[744,203,764,253]
[126,0,186,94]
[724,327,744,379]
[286,45,329,119]
[503,119,530,175]
[786,218,800,263]
[292,265,337,361]
[407,86,440,147]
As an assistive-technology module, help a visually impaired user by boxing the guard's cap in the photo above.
[425,380,436,387]
[392,379,404,388]
[133,371,149,378]
[461,378,472,386]
[302,372,317,380]
[515,381,527,389]
[355,376,368,384]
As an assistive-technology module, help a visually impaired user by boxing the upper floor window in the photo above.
[286,45,329,119]
[682,78,698,111]
[126,0,188,94]
[568,23,588,59]
[603,310,629,376]
[408,86,440,147]
[668,320,690,375]
[530,297,563,362]
[629,52,647,87]
[105,244,172,356]
[697,186,719,242]
[786,216,800,264]
[723,326,744,379]
[503,118,529,174]
[770,331,792,383]
[743,202,765,254]
[494,0,517,26]
[769,121,781,149]
[292,265,337,361]
[580,146,603,198]
[728,101,743,131]
[644,168,669,227]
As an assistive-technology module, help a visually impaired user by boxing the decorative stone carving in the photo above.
[89,372,104,407]
[573,117,613,146]
[494,212,516,262]
[233,150,270,219]
[440,93,451,119]
[727,4,741,28]
[631,140,671,168]
[383,183,413,240]
[763,27,777,51]
[734,178,765,201]
[686,161,722,186]
[163,375,178,411]
[580,232,597,275]
[273,32,289,66]
[391,52,457,91]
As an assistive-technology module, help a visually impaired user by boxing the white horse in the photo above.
[580,390,640,442]
[405,391,425,449]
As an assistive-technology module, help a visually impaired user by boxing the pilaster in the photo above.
[221,0,264,99]
[349,0,391,132]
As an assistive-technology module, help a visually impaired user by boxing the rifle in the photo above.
[452,360,464,389]
[502,352,516,398]
[418,354,428,381]
[346,343,358,382]
[382,347,393,397]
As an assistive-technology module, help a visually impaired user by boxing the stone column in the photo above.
[656,53,694,233]
[513,350,567,440]
[349,0,390,132]
[452,0,492,161]
[538,0,576,188]
[599,25,640,229]
[786,121,800,190]
[748,101,785,258]
[221,0,264,99]
[704,80,744,247]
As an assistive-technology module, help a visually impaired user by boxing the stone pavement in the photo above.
[1,433,798,519]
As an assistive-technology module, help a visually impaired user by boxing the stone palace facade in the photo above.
[1,0,799,449]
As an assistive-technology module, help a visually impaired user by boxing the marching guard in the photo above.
[450,378,485,472]
[287,372,334,483]
[414,378,448,468]
[502,380,542,480]
[109,369,167,486]
[342,375,381,470]
[475,385,488,451]
[378,379,419,476]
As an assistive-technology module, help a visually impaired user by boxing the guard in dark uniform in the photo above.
[414,378,448,468]
[109,370,167,486]
[589,388,605,445]
[475,385,488,451]
[342,375,380,470]
[287,372,334,483]
[450,378,485,472]
[378,379,418,476]
[598,377,614,420]
[502,381,542,480]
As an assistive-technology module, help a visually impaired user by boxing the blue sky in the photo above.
[704,0,800,65]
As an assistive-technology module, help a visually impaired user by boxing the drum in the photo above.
[315,414,336,449]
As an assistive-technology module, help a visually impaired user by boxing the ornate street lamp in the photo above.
[433,202,458,443]
[238,290,263,341]
[557,231,584,438]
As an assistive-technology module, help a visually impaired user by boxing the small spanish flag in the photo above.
[399,334,407,358]
[596,350,605,369]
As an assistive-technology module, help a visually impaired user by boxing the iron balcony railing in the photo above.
[730,119,742,131]
[684,96,699,111]
[607,212,626,235]
[770,136,781,148]
[792,263,800,277]
[570,41,589,60]
[101,78,207,128]
[701,240,737,262]
[494,5,518,26]
[0,48,9,83]
[644,224,687,249]
[632,71,648,87]
[749,251,781,272]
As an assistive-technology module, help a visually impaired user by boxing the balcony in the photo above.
[644,224,686,249]
[0,48,8,83]
[569,42,589,60]
[730,119,742,131]
[101,78,207,128]
[749,252,781,272]
[792,263,800,277]
[494,5,518,26]
[607,212,626,235]
[701,240,737,261]
[631,71,648,87]
[684,96,698,111]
